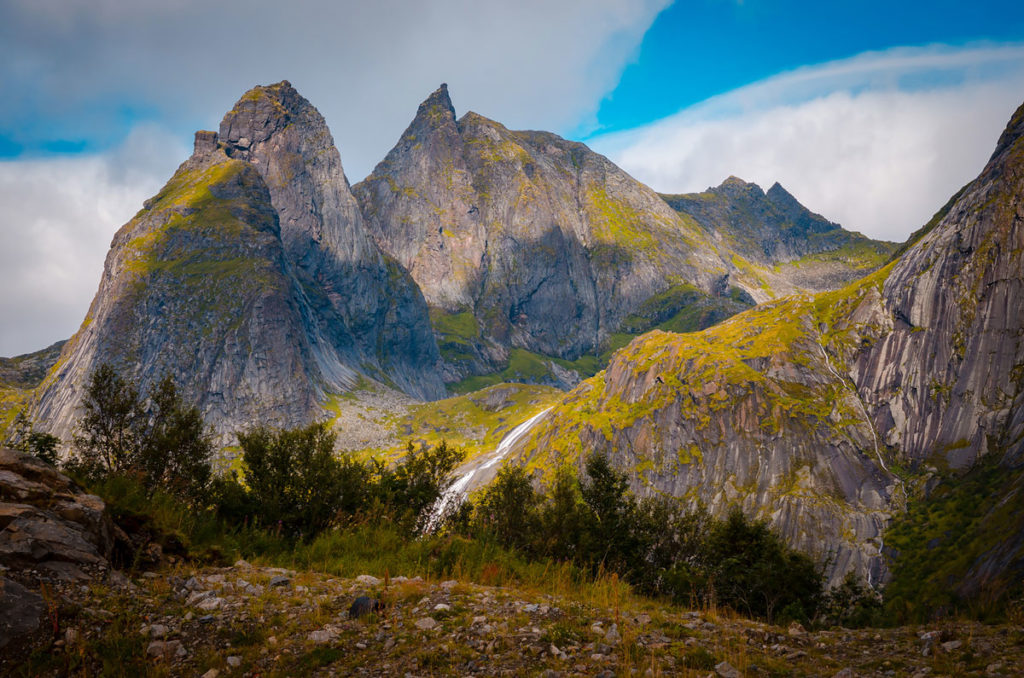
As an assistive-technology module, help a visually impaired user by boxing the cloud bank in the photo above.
[0,0,667,356]
[0,127,189,356]
[590,44,1024,242]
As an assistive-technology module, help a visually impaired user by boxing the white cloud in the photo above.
[589,44,1024,242]
[0,126,187,356]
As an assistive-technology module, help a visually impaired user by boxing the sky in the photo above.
[1,0,1022,356]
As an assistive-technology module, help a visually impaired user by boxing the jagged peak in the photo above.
[413,83,457,128]
[716,175,764,197]
[219,80,321,154]
[766,181,799,206]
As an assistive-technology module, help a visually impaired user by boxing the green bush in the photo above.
[237,422,368,537]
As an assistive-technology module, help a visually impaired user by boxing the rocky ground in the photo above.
[2,559,1021,677]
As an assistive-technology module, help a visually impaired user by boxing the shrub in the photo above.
[237,422,368,537]
[7,410,61,465]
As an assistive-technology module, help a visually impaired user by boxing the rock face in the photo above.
[0,448,115,577]
[218,82,443,400]
[354,84,738,380]
[857,100,1024,466]
[513,100,1024,587]
[31,82,443,443]
[662,178,898,299]
[354,86,895,383]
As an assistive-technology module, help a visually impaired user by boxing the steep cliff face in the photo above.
[354,85,737,381]
[858,100,1024,466]
[30,82,447,442]
[511,100,1024,588]
[662,178,898,299]
[218,82,444,399]
[32,145,322,441]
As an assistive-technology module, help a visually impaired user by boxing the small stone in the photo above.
[201,670,219,678]
[233,559,251,570]
[355,642,367,650]
[716,661,741,678]
[787,622,806,637]
[832,669,855,678]
[590,622,604,635]
[199,615,215,624]
[269,575,290,588]
[226,655,241,668]
[604,623,621,645]
[415,617,438,630]
[148,624,169,638]
[635,613,651,625]
[196,597,223,611]
[472,616,487,625]
[523,603,539,612]
[308,628,337,644]
[439,580,458,590]
[433,603,452,612]
[355,574,381,586]
[64,628,79,644]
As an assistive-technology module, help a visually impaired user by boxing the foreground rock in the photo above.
[0,448,114,577]
[0,449,121,650]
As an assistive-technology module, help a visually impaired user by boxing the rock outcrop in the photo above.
[511,100,1024,588]
[0,448,115,579]
[30,82,444,443]
[354,85,741,381]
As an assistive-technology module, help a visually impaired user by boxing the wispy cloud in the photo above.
[590,43,1024,241]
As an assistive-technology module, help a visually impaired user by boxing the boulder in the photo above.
[0,449,115,576]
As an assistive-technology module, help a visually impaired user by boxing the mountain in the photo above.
[662,177,898,299]
[354,85,894,388]
[30,82,444,443]
[509,100,1024,590]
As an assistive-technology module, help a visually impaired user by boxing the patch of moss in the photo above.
[884,455,1024,623]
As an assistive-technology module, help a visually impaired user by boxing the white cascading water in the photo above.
[423,407,552,532]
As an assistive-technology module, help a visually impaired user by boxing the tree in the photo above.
[136,375,213,502]
[373,440,465,532]
[238,422,368,537]
[580,452,634,568]
[705,508,823,622]
[537,465,587,561]
[72,364,143,476]
[473,464,540,551]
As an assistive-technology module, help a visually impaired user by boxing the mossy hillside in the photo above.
[0,385,30,440]
[118,156,286,325]
[516,267,894,481]
[448,348,602,395]
[782,234,898,271]
[430,307,481,366]
[322,382,562,465]
[883,457,1024,622]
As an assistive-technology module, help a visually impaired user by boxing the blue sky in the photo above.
[1,0,1023,356]
[590,0,1024,136]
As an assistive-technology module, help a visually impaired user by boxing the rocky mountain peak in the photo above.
[218,81,309,159]
[411,83,457,132]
